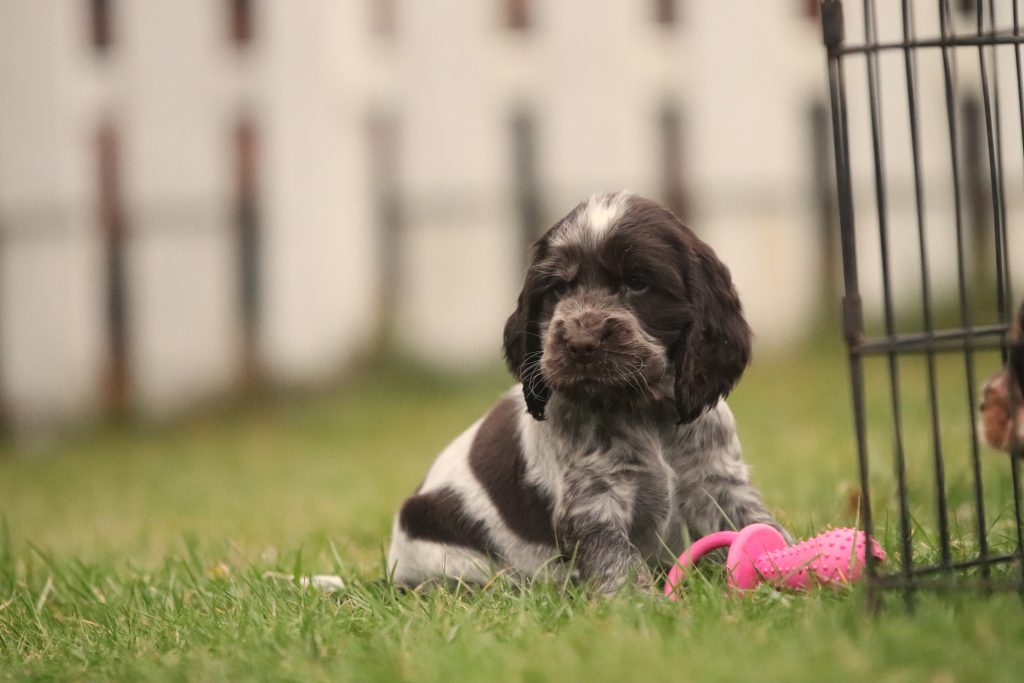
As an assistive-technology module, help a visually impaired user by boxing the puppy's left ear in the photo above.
[673,241,752,424]
[503,247,551,420]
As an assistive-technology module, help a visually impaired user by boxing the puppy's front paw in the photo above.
[633,565,656,593]
[589,561,655,596]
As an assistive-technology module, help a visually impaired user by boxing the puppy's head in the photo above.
[503,193,751,423]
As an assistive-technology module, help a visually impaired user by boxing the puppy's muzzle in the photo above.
[555,312,620,367]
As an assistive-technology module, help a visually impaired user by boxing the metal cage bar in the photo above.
[863,0,917,596]
[937,0,990,577]
[901,0,953,579]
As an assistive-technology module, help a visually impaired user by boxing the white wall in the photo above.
[0,0,105,427]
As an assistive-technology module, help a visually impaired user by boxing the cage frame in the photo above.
[820,0,1024,605]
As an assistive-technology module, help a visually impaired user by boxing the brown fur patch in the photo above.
[399,487,497,556]
[469,397,557,546]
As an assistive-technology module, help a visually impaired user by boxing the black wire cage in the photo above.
[821,0,1024,604]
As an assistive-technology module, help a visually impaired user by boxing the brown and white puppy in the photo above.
[979,301,1024,454]
[387,193,785,593]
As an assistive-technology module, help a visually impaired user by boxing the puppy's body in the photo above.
[388,389,775,589]
[388,193,784,592]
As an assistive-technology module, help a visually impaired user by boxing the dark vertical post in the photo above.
[658,100,688,221]
[371,0,397,37]
[958,0,978,18]
[809,100,840,308]
[960,95,990,285]
[655,0,677,26]
[511,108,541,270]
[507,0,530,31]
[97,120,128,413]
[90,0,113,52]
[234,117,261,382]
[230,0,254,46]
[368,109,402,339]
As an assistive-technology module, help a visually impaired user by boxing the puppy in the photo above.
[387,193,785,593]
[979,301,1024,454]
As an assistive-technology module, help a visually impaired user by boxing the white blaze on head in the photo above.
[549,192,633,249]
[585,192,630,237]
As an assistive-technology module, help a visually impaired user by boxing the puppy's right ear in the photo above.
[503,243,551,421]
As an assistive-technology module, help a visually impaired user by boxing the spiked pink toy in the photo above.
[663,524,886,599]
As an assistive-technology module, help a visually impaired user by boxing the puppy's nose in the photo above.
[565,330,600,362]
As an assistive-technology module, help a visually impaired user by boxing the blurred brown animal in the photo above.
[979,301,1024,454]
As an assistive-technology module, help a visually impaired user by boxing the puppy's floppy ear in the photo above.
[673,239,752,424]
[503,243,551,420]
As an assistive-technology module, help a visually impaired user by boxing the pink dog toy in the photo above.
[663,524,886,599]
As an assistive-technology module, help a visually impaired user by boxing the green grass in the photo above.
[2,339,1024,681]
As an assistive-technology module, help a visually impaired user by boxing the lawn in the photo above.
[2,335,1024,682]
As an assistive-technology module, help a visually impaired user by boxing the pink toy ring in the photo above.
[663,524,886,599]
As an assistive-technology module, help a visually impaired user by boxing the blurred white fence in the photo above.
[1,1,1013,430]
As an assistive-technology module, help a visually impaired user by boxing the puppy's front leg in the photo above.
[681,474,791,544]
[555,467,653,594]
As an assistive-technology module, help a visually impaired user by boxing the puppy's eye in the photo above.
[551,280,571,297]
[624,274,649,294]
